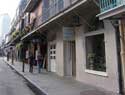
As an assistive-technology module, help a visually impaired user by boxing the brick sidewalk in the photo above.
[3,58,119,95]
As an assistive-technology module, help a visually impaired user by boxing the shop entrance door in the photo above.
[49,43,56,72]
[64,41,76,77]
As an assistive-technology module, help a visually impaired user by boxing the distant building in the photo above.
[0,14,11,44]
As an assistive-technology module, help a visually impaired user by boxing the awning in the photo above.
[21,0,88,41]
[97,5,125,20]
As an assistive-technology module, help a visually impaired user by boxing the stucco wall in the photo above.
[63,0,79,8]
[75,20,119,93]
[47,20,119,93]
[63,0,70,8]
[56,27,64,76]
[48,26,64,76]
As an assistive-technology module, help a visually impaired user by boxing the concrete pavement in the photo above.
[0,58,35,95]
[3,58,119,95]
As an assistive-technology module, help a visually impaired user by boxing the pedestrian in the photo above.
[11,48,14,65]
[35,49,38,64]
[7,51,10,61]
[26,49,29,64]
[12,52,14,64]
[37,49,43,73]
[29,51,34,73]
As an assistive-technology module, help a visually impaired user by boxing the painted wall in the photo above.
[30,1,42,24]
[56,28,64,76]
[47,20,119,93]
[63,0,79,8]
[47,26,64,76]
[75,20,119,93]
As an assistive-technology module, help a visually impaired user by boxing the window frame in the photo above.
[84,29,108,77]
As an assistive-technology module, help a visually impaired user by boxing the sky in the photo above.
[0,0,20,40]
[0,0,20,19]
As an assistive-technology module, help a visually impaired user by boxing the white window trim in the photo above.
[84,30,107,77]
[84,29,105,37]
[85,69,108,77]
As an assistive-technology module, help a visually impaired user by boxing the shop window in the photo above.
[53,51,56,54]
[50,45,53,49]
[49,44,56,59]
[50,51,53,54]
[86,34,106,72]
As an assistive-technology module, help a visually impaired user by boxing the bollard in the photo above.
[22,59,25,72]
[12,58,14,65]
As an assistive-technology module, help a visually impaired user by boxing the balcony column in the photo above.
[119,20,125,93]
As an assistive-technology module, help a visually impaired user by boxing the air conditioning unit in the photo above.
[72,15,81,26]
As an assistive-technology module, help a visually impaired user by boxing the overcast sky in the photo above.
[0,0,20,19]
[0,0,20,38]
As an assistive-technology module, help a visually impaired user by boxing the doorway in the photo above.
[64,41,76,77]
[49,42,56,72]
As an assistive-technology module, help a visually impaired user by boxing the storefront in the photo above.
[63,27,76,77]
[75,20,119,93]
[48,41,56,72]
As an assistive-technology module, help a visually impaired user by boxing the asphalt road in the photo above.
[0,58,35,95]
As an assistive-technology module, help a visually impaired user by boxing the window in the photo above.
[86,34,106,72]
[50,44,56,59]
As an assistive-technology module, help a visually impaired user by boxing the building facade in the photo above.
[7,0,125,94]
[97,0,125,94]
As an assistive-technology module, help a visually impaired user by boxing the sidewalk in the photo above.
[3,58,118,95]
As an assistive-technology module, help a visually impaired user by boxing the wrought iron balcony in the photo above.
[98,0,125,19]
[24,0,40,13]
[30,0,82,30]
[99,0,124,12]
[42,0,64,23]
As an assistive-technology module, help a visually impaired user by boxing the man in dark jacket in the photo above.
[29,51,34,73]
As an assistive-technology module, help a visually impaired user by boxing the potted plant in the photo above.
[16,42,23,50]
[12,30,20,39]
[87,53,95,70]
[24,24,31,32]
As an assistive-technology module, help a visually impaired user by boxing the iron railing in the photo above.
[42,0,64,23]
[99,0,125,12]
[24,0,80,31]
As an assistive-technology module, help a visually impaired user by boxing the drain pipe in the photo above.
[114,20,124,95]
[119,20,125,94]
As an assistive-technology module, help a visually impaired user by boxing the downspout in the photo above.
[114,21,123,95]
[119,20,125,94]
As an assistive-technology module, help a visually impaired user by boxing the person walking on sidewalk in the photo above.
[10,47,14,65]
[29,51,34,73]
[26,49,29,64]
[36,48,43,73]
[7,51,10,61]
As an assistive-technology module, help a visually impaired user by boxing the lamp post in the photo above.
[21,41,25,72]
[10,47,14,65]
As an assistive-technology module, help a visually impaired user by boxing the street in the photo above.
[0,58,35,95]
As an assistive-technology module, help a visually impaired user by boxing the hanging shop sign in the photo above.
[63,27,75,41]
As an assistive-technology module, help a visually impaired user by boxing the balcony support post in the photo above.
[119,20,125,93]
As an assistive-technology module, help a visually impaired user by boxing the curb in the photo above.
[3,60,47,95]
